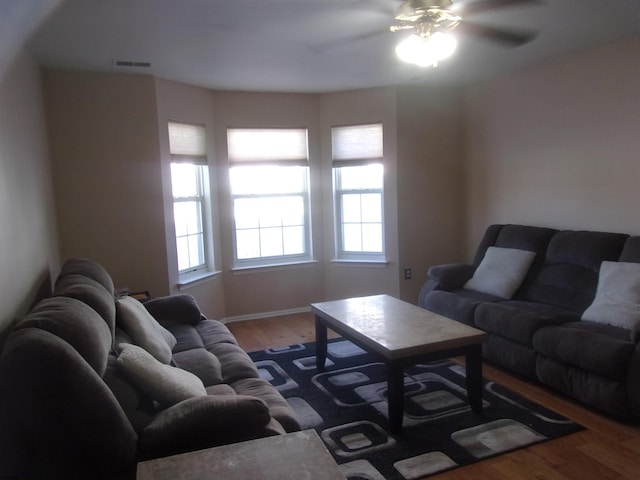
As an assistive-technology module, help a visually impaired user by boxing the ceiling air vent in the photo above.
[113,60,152,68]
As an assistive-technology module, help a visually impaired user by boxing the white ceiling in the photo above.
[16,0,640,93]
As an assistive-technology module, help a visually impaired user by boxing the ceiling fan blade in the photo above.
[457,21,538,47]
[454,0,545,16]
[309,28,389,54]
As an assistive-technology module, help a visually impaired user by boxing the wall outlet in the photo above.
[404,268,412,280]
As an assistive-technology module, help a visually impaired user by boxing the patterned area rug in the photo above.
[249,339,584,480]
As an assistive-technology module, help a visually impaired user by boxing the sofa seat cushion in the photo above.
[168,320,237,354]
[474,301,577,346]
[533,322,635,381]
[169,323,206,352]
[424,289,503,326]
[206,383,236,396]
[196,319,239,348]
[209,342,261,384]
[172,348,224,387]
[231,377,302,432]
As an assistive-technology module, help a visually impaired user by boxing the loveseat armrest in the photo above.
[138,394,280,457]
[428,263,475,291]
[143,294,204,327]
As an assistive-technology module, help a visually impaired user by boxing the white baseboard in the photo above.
[222,306,311,324]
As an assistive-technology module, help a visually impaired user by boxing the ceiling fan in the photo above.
[315,0,542,67]
[392,0,541,45]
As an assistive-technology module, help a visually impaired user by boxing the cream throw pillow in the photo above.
[464,246,536,299]
[116,343,206,408]
[116,296,177,364]
[582,261,640,339]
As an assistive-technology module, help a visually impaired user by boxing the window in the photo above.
[332,123,385,261]
[227,128,312,268]
[168,122,212,276]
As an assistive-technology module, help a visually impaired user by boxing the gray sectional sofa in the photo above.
[0,258,300,479]
[419,224,640,419]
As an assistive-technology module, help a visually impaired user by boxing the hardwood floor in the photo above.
[226,312,640,480]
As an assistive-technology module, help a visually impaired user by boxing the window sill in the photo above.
[331,259,389,267]
[177,270,221,290]
[232,260,319,275]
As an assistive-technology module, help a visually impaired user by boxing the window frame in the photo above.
[168,121,215,280]
[331,123,386,262]
[227,128,313,269]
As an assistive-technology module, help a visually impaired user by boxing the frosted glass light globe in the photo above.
[395,32,457,67]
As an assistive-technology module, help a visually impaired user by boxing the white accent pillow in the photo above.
[116,296,177,364]
[116,343,206,408]
[463,246,537,299]
[581,261,640,338]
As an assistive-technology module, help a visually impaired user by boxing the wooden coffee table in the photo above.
[311,294,487,434]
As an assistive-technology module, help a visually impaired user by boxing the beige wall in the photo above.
[44,72,170,297]
[396,84,464,303]
[0,51,59,342]
[463,37,640,257]
[319,87,401,301]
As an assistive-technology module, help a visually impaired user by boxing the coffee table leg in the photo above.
[315,316,328,372]
[466,344,483,413]
[387,362,404,434]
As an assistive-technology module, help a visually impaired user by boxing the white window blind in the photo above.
[227,128,309,165]
[331,123,383,166]
[169,122,207,164]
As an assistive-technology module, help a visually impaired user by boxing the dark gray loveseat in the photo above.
[419,224,640,419]
[0,258,300,479]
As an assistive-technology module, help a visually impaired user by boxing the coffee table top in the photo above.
[311,294,486,359]
[136,430,345,480]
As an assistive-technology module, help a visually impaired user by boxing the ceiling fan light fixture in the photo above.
[395,31,457,67]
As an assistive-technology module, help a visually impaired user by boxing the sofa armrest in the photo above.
[143,294,204,327]
[627,342,640,418]
[139,394,276,456]
[428,263,476,291]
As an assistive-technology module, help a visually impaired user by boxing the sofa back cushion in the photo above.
[56,257,115,296]
[619,236,640,263]
[519,230,629,313]
[53,274,116,338]
[473,224,557,266]
[16,297,112,376]
[471,224,557,298]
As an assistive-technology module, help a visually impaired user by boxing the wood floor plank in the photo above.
[225,312,640,480]
[577,441,640,479]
